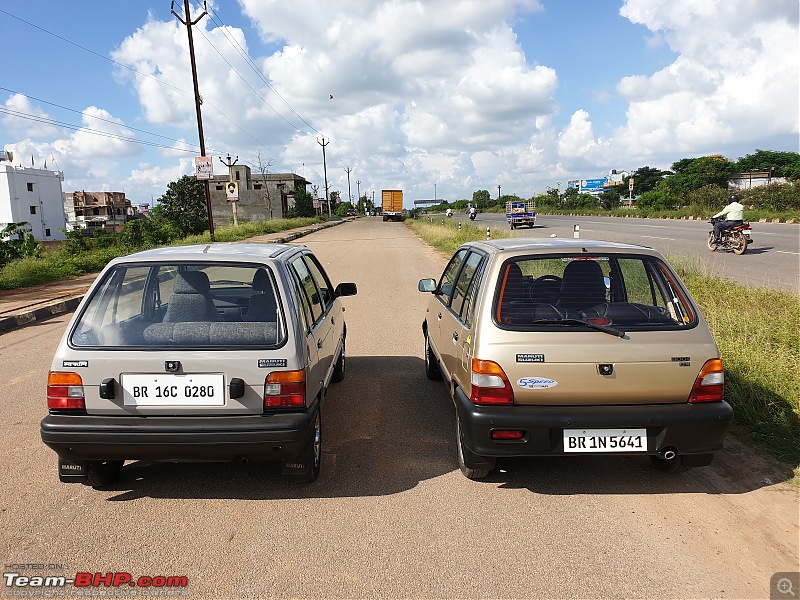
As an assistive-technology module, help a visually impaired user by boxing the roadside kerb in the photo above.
[0,219,345,335]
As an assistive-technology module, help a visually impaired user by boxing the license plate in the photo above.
[563,428,647,453]
[743,230,751,237]
[122,374,225,406]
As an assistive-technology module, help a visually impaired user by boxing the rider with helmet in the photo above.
[712,194,745,243]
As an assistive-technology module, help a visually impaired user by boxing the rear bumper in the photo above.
[454,386,733,458]
[40,406,317,462]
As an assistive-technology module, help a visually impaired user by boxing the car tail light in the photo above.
[491,429,524,440]
[470,359,514,405]
[47,372,86,410]
[264,370,306,408]
[688,359,724,403]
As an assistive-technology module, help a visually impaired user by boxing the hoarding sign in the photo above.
[580,178,607,192]
[225,181,239,202]
[195,156,213,180]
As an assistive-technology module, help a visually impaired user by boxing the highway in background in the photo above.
[448,212,799,293]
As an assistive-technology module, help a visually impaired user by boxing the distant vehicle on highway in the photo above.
[419,238,732,479]
[41,243,357,488]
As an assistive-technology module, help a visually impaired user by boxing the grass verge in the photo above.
[0,217,327,291]
[406,219,800,466]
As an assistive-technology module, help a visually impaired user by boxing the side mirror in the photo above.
[418,278,436,293]
[335,282,358,297]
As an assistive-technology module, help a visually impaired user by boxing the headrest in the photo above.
[252,268,271,292]
[173,270,211,295]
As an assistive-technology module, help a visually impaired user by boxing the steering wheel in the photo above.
[530,275,562,304]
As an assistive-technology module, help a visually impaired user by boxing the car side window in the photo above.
[437,249,468,305]
[290,257,324,325]
[303,254,334,310]
[451,251,484,318]
[289,273,313,335]
[462,256,486,327]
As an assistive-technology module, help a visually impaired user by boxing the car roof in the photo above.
[464,238,660,256]
[107,243,304,265]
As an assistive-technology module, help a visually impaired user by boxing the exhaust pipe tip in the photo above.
[658,447,677,460]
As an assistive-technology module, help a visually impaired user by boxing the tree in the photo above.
[625,166,671,196]
[287,188,316,218]
[734,149,800,180]
[472,189,491,208]
[252,152,276,218]
[155,175,208,237]
[598,189,621,210]
[0,222,41,266]
[667,155,735,194]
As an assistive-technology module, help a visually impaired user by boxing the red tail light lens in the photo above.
[47,372,86,410]
[264,370,306,408]
[688,359,724,403]
[470,359,514,405]
[491,429,524,440]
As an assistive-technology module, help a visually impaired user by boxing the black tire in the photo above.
[706,233,718,251]
[286,410,322,483]
[456,416,490,480]
[424,334,441,380]
[85,460,124,488]
[649,454,687,474]
[732,231,747,255]
[331,339,345,383]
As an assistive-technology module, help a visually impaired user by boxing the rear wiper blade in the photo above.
[532,319,625,338]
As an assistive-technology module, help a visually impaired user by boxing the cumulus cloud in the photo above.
[614,0,799,160]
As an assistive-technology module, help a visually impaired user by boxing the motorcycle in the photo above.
[707,217,752,255]
[469,210,476,221]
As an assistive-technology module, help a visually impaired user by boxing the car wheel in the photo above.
[649,454,687,474]
[732,232,748,255]
[331,340,345,383]
[85,460,124,488]
[456,416,490,480]
[285,410,322,483]
[424,335,441,380]
[706,233,718,252]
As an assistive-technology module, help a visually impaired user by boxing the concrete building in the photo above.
[0,151,67,241]
[208,164,311,226]
[729,171,788,190]
[64,191,135,233]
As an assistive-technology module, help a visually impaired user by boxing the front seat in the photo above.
[246,268,278,322]
[497,262,532,324]
[557,260,607,312]
[163,271,219,322]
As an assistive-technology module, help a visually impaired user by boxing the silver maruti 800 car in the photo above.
[41,243,356,487]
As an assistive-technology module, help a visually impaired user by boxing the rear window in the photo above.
[70,262,287,348]
[494,254,696,330]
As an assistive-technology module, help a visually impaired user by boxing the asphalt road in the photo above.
[449,212,799,293]
[1,218,797,599]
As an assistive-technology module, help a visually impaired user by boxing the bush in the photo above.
[0,222,41,267]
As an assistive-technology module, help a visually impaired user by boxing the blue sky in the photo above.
[1,1,797,206]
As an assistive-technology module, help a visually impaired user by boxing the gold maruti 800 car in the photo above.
[418,238,732,479]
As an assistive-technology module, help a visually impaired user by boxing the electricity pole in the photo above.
[497,185,501,203]
[345,166,353,209]
[356,180,361,212]
[172,0,214,241]
[318,137,331,217]
[220,154,239,226]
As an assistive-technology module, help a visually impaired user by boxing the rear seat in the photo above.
[143,321,279,346]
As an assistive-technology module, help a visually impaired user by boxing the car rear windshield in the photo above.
[494,254,697,330]
[70,262,287,348]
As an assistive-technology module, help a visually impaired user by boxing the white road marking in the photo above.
[775,250,800,255]
[640,235,676,241]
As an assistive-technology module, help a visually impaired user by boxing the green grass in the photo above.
[407,219,800,466]
[0,217,327,290]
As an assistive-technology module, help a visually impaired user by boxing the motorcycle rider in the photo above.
[469,205,477,220]
[712,193,745,243]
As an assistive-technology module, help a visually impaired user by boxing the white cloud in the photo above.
[2,94,61,139]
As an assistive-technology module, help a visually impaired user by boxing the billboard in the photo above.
[580,178,607,192]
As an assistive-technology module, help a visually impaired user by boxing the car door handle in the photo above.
[452,332,459,341]
[438,312,442,320]
[317,339,323,349]
[331,316,335,326]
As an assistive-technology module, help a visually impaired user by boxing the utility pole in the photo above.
[318,137,331,217]
[219,154,239,226]
[356,180,361,212]
[345,166,353,209]
[497,185,501,202]
[172,0,214,241]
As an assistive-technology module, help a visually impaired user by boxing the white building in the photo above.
[0,151,67,241]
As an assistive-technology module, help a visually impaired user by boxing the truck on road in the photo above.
[382,190,404,222]
[506,200,536,229]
